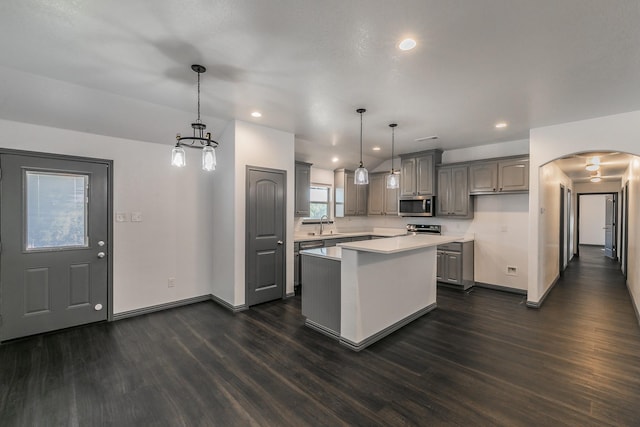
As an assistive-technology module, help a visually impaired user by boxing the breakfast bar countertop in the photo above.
[337,234,463,254]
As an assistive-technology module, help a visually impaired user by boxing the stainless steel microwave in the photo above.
[399,196,435,217]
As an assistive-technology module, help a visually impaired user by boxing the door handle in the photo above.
[277,241,283,245]
[97,252,106,259]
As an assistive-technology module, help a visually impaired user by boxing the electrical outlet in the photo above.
[131,212,143,222]
[168,277,176,288]
[506,266,518,276]
[115,212,129,222]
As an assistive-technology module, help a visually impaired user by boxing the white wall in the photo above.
[622,158,640,320]
[0,119,214,314]
[578,194,606,245]
[529,110,640,311]
[216,120,295,307]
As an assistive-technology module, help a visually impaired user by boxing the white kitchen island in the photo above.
[301,234,461,351]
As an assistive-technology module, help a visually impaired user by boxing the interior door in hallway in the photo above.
[246,167,286,306]
[0,153,110,341]
[604,194,616,259]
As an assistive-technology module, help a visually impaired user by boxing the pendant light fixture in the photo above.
[354,108,369,185]
[171,64,219,171]
[386,123,400,189]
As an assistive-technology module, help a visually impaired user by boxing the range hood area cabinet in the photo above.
[399,150,443,197]
[368,172,399,216]
[334,168,368,217]
[469,157,529,194]
[295,161,312,217]
[436,165,473,218]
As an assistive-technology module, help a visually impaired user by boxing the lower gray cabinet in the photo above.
[437,241,474,290]
[294,242,300,288]
[323,237,353,247]
[301,254,341,337]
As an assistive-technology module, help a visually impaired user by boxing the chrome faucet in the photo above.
[320,215,329,235]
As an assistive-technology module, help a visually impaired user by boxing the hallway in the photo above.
[1,245,639,426]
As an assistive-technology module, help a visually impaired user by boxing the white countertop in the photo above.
[294,228,406,242]
[299,246,342,260]
[338,234,463,254]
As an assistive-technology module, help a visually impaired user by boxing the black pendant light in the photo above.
[386,123,400,189]
[354,108,369,185]
[171,64,219,171]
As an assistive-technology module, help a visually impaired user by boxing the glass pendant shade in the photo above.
[202,145,216,171]
[386,171,399,189]
[354,164,369,185]
[171,145,186,167]
[386,123,399,189]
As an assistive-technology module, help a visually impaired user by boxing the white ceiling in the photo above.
[2,1,640,171]
[553,152,635,184]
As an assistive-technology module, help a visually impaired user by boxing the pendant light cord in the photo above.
[359,110,364,167]
[197,71,201,123]
[391,125,395,173]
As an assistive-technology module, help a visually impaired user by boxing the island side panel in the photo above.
[340,247,437,347]
[301,254,341,336]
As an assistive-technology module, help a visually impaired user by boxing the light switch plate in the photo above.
[131,212,143,222]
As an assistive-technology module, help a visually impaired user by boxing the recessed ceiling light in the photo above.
[495,122,508,129]
[398,38,417,51]
[332,157,339,163]
[251,111,262,118]
[372,146,381,151]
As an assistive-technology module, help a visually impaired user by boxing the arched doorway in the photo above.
[527,110,640,310]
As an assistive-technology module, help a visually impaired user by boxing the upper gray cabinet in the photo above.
[334,168,368,217]
[368,172,399,216]
[295,161,312,217]
[469,157,529,194]
[437,165,473,218]
[400,150,443,197]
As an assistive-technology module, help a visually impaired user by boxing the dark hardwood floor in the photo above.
[1,245,640,426]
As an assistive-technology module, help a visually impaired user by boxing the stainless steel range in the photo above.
[406,224,441,235]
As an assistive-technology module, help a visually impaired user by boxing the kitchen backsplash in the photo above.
[294,215,474,236]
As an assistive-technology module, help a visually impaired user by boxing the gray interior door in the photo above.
[246,167,285,306]
[0,153,110,341]
[559,185,566,274]
[604,194,615,259]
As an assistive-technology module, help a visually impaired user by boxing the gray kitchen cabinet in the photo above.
[368,172,399,216]
[334,168,368,217]
[323,237,353,247]
[297,239,325,288]
[368,173,384,215]
[437,165,473,218]
[295,161,312,216]
[301,253,341,337]
[469,157,529,194]
[399,150,442,197]
[499,158,529,192]
[436,241,474,290]
[294,242,300,289]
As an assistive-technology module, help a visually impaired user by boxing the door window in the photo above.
[25,171,89,250]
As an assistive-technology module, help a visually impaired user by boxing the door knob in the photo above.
[277,240,283,245]
[97,252,106,258]
[98,240,105,247]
